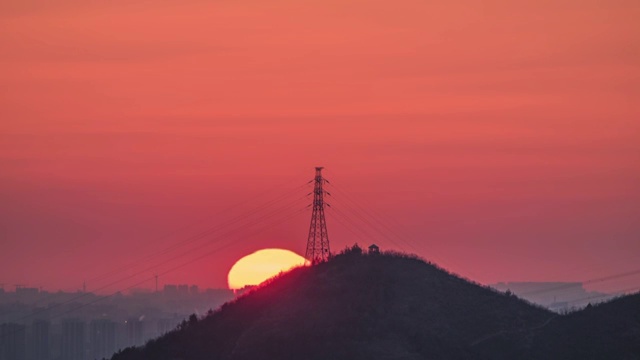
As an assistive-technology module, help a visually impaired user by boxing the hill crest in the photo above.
[111,246,640,360]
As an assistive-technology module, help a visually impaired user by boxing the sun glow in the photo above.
[227,249,307,290]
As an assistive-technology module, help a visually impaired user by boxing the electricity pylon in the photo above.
[305,167,331,263]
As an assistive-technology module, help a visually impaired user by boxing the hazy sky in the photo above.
[1,0,639,293]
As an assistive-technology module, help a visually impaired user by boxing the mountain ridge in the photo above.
[111,246,640,360]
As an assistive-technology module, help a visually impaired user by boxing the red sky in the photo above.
[1,0,639,294]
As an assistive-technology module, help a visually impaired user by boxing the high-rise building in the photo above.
[16,287,39,297]
[0,323,26,360]
[90,319,117,360]
[61,318,85,360]
[30,320,50,360]
[156,318,175,337]
[177,284,189,296]
[163,284,178,297]
[125,318,144,348]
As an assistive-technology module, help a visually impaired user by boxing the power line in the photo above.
[87,183,307,285]
[328,198,408,252]
[327,183,416,253]
[329,204,406,252]
[7,194,308,325]
[325,182,640,307]
[326,211,375,248]
[1,205,308,340]
[566,286,640,306]
[326,182,459,271]
[22,182,307,310]
[517,268,640,297]
[327,182,640,291]
[52,207,308,321]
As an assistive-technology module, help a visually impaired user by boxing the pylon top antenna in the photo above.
[305,167,331,263]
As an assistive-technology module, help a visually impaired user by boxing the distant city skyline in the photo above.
[0,274,636,302]
[0,282,235,360]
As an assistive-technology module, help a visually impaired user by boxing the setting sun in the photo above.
[227,249,307,290]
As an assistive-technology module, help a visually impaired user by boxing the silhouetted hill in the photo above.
[111,247,639,360]
[529,293,640,359]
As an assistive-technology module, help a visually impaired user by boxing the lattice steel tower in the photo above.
[305,167,331,263]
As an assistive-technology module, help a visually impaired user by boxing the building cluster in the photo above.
[0,285,234,360]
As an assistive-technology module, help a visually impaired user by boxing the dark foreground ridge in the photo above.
[111,247,640,360]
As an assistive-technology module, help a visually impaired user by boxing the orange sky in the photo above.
[1,0,639,293]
